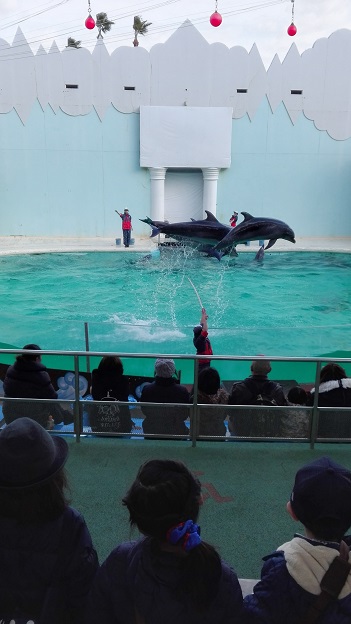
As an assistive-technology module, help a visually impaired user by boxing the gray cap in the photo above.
[251,359,271,375]
[155,358,176,378]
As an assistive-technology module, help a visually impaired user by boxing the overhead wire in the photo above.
[0,0,289,62]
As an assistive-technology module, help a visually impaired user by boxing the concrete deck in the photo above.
[0,236,350,255]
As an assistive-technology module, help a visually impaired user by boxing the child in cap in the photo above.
[243,456,351,623]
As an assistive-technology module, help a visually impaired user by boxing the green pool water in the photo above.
[0,249,350,383]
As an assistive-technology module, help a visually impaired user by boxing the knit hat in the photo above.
[155,358,176,378]
[0,417,68,489]
[290,456,351,538]
[251,359,271,375]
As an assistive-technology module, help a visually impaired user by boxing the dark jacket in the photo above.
[228,375,286,437]
[140,377,190,435]
[89,369,132,433]
[190,387,228,437]
[0,506,98,624]
[243,535,351,624]
[3,359,58,427]
[307,378,351,438]
[87,538,244,624]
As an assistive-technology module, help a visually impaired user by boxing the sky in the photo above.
[0,0,350,69]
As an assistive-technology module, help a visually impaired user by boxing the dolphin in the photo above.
[210,212,296,259]
[140,211,232,252]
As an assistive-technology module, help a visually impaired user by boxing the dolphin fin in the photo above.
[204,210,221,222]
[265,239,277,250]
[207,248,224,261]
[241,212,255,221]
[255,246,265,261]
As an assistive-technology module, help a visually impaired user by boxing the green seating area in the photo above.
[66,437,351,579]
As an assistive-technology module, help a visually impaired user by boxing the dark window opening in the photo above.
[65,84,78,89]
[291,89,303,95]
[237,88,247,93]
[124,86,136,91]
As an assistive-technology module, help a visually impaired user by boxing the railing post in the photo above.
[73,355,81,443]
[84,322,90,376]
[190,358,199,447]
[310,361,322,449]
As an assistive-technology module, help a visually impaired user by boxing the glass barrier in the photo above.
[0,348,350,447]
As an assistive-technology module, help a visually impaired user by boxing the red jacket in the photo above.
[120,214,132,230]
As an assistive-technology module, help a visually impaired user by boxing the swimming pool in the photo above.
[0,248,350,380]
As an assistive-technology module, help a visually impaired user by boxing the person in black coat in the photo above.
[0,418,98,623]
[89,356,133,433]
[2,344,66,428]
[306,363,351,438]
[228,359,286,437]
[140,359,190,436]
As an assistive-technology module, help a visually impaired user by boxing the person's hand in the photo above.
[201,307,208,321]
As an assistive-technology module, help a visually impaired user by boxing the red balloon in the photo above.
[85,15,96,29]
[287,23,297,36]
[210,11,222,27]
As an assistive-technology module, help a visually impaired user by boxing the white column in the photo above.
[202,167,220,217]
[149,167,167,222]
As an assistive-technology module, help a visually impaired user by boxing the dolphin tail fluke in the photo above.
[265,239,277,250]
[140,216,154,225]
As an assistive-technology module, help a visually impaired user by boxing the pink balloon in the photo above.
[210,11,222,27]
[85,15,96,30]
[287,23,297,36]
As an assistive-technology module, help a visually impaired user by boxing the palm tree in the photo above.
[96,12,114,39]
[133,15,152,47]
[66,37,81,49]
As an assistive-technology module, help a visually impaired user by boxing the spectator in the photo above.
[0,418,98,623]
[191,367,228,438]
[243,456,351,623]
[306,363,351,438]
[2,344,71,429]
[89,356,133,434]
[280,386,310,438]
[228,359,286,437]
[140,358,190,436]
[87,458,244,624]
[193,307,213,371]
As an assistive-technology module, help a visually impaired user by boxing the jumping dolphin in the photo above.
[140,211,232,252]
[210,212,296,259]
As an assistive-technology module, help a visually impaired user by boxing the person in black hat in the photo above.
[0,418,98,623]
[243,456,351,623]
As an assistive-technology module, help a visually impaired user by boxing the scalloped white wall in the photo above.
[0,23,350,237]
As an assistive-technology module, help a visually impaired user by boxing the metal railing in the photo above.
[0,348,350,448]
